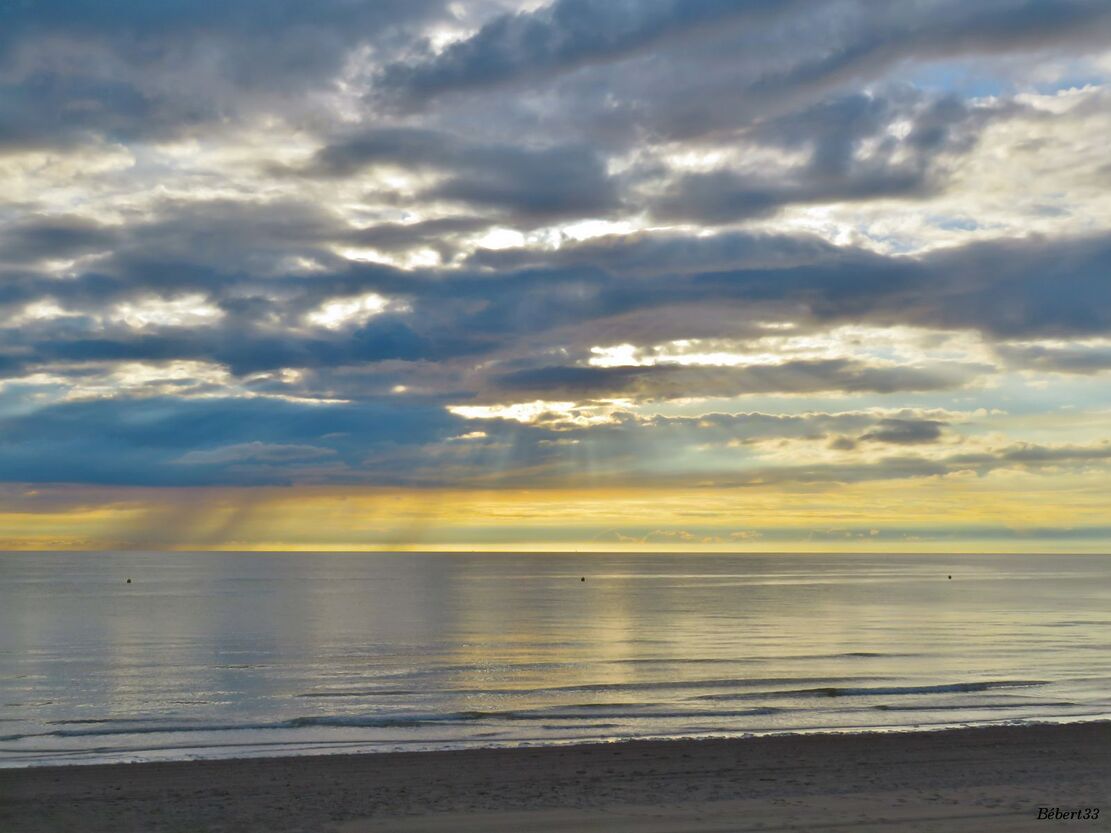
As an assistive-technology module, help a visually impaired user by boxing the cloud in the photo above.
[375,0,791,106]
[306,128,619,220]
[2,221,1106,397]
[948,441,1111,468]
[0,0,447,147]
[376,0,1111,109]
[996,341,1111,374]
[345,217,494,258]
[0,215,118,264]
[0,0,1108,511]
[859,418,946,445]
[176,442,337,465]
[373,0,1111,153]
[652,91,1003,222]
[490,359,980,401]
[0,395,460,486]
[619,440,1111,489]
[467,229,843,274]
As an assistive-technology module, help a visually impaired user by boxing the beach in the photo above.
[4,553,1109,830]
[3,722,1108,832]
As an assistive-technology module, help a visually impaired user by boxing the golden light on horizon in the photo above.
[2,466,1106,553]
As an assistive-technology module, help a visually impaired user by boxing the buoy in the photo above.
[581,577,585,582]
[126,578,131,584]
[947,575,951,580]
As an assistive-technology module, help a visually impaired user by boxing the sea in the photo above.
[1,551,1109,767]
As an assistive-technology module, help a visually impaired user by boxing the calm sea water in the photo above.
[1,552,1109,767]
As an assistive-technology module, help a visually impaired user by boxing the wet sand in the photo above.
[2,722,1108,832]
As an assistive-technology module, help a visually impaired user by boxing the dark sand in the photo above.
[2,723,1109,832]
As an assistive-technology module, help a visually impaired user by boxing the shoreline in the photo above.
[4,714,1110,771]
[3,721,1108,832]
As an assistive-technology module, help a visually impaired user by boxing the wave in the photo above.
[48,718,169,726]
[300,652,915,686]
[2,712,487,741]
[297,676,880,699]
[0,681,1055,744]
[497,707,782,722]
[298,689,428,698]
[874,701,1078,712]
[695,680,1048,701]
[1,706,782,742]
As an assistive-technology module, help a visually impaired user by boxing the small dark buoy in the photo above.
[126,578,131,584]
[581,577,585,582]
[947,575,952,580]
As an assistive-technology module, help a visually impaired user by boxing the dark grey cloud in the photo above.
[0,395,462,486]
[996,343,1111,374]
[600,440,1111,489]
[1,0,1108,494]
[748,1,1111,104]
[376,428,1111,489]
[3,208,1108,391]
[878,235,1111,339]
[467,230,1111,344]
[654,167,919,224]
[653,91,1000,222]
[0,0,447,147]
[467,229,843,275]
[606,409,954,449]
[308,128,619,220]
[0,215,118,264]
[544,231,1111,341]
[648,410,893,437]
[346,217,493,257]
[376,0,1111,109]
[0,75,182,150]
[859,418,946,445]
[491,360,980,401]
[373,0,1111,151]
[949,442,1111,468]
[375,0,790,106]
[0,0,439,48]
[3,0,1107,157]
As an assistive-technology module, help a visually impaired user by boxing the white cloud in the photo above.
[110,295,225,330]
[304,293,408,330]
[588,326,995,369]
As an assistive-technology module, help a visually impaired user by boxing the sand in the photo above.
[2,722,1109,832]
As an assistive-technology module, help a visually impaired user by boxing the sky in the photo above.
[1,0,1109,552]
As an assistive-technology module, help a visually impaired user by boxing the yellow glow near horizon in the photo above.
[1,471,1106,553]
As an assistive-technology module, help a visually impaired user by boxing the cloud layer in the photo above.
[1,0,1109,547]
